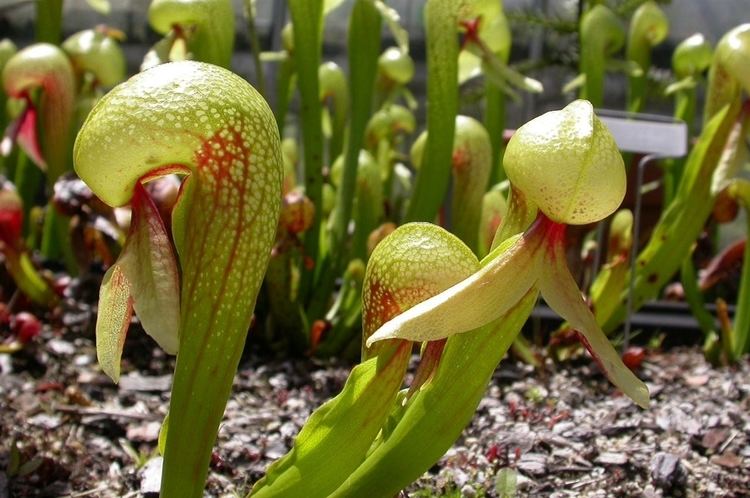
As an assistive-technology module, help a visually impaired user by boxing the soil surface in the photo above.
[1,305,749,498]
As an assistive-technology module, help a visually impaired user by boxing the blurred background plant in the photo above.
[0,0,748,365]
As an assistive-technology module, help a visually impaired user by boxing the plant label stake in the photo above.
[595,109,688,349]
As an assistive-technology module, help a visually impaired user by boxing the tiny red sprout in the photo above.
[209,451,227,471]
[243,448,262,462]
[35,381,64,393]
[622,346,646,371]
[508,400,518,417]
[309,319,331,353]
[547,410,571,429]
[14,312,41,344]
[0,303,11,327]
[276,389,289,406]
[486,444,500,463]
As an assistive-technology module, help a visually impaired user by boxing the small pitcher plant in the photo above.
[2,43,77,270]
[253,99,648,498]
[74,61,282,497]
[367,100,647,407]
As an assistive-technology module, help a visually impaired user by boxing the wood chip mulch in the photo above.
[1,317,749,497]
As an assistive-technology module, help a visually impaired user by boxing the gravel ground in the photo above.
[1,316,749,498]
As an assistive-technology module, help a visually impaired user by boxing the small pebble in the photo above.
[28,414,61,429]
[140,457,163,496]
[47,339,75,355]
[460,484,476,497]
[596,452,628,466]
[650,452,685,490]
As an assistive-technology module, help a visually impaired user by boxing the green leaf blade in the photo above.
[120,183,180,354]
[405,0,459,222]
[96,264,133,383]
[250,347,410,498]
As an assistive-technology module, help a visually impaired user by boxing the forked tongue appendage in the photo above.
[95,182,180,382]
[538,234,650,409]
[96,264,133,382]
[124,183,180,352]
[2,100,46,169]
